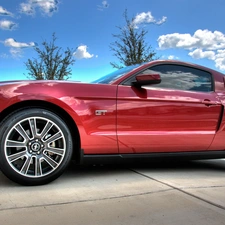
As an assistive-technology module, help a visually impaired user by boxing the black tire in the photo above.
[0,108,73,185]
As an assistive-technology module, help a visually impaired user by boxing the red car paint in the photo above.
[0,60,225,157]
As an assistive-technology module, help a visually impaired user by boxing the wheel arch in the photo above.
[0,100,81,162]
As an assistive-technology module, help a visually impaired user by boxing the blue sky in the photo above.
[0,0,225,82]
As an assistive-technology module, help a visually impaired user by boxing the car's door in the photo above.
[117,64,222,153]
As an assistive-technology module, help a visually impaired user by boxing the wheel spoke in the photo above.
[35,157,42,176]
[43,154,58,168]
[45,147,65,156]
[44,131,63,144]
[20,155,33,175]
[6,140,26,148]
[15,124,30,141]
[29,118,37,138]
[8,150,27,162]
[40,121,53,140]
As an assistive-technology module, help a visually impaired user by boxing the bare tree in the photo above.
[25,33,75,80]
[110,10,157,69]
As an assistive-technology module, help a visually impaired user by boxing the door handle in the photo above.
[202,99,218,105]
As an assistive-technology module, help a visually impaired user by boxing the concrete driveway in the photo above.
[0,159,225,225]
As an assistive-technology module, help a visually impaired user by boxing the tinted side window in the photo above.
[138,64,213,92]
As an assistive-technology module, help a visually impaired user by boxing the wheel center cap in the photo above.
[31,142,41,152]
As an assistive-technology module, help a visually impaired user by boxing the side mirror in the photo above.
[132,73,161,87]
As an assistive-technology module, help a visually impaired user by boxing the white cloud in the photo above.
[73,45,94,59]
[0,6,13,17]
[4,38,36,48]
[168,55,174,60]
[215,50,225,70]
[156,16,167,25]
[10,48,23,58]
[132,12,167,29]
[97,1,109,11]
[188,49,215,60]
[20,0,59,16]
[158,29,225,71]
[158,29,225,50]
[33,0,59,15]
[194,29,225,50]
[162,55,179,60]
[102,1,109,8]
[188,49,225,70]
[158,33,198,49]
[0,20,17,30]
[168,55,180,60]
[20,3,35,15]
[2,38,36,58]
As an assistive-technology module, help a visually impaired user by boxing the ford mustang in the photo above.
[0,60,225,185]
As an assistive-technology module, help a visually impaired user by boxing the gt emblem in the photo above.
[95,110,107,116]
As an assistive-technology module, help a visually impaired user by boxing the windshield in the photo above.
[91,64,141,84]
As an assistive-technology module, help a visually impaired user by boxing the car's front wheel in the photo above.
[0,108,73,185]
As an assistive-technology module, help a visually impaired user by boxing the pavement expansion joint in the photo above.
[0,188,172,212]
[129,168,225,211]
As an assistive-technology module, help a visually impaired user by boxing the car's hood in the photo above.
[0,80,82,85]
[0,79,116,101]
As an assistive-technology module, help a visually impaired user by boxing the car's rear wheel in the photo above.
[0,108,73,185]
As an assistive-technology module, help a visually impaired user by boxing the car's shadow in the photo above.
[0,159,224,187]
[63,158,225,179]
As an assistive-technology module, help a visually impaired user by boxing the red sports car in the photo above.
[0,60,225,185]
